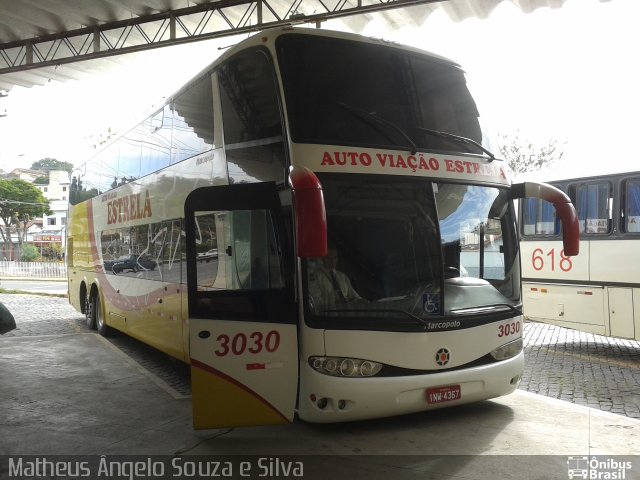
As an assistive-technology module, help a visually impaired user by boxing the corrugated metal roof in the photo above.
[0,0,605,91]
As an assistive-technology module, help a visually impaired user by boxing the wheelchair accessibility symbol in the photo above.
[422,293,440,314]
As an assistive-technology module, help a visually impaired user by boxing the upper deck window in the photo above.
[277,34,487,154]
[71,72,216,202]
[218,48,286,184]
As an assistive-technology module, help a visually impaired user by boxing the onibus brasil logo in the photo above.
[567,456,633,479]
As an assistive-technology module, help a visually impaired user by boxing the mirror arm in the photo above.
[512,181,580,256]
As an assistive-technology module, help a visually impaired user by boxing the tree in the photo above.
[30,158,73,173]
[0,178,51,259]
[33,175,49,185]
[70,175,100,205]
[20,244,39,262]
[497,130,566,175]
[42,242,63,261]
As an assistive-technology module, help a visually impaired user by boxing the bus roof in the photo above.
[221,26,461,66]
[76,26,466,173]
[177,26,463,103]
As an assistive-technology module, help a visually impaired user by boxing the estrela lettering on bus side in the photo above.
[107,190,153,225]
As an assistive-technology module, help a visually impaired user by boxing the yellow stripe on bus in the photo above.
[191,361,290,429]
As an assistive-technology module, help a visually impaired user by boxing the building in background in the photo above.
[34,170,69,258]
[4,168,41,182]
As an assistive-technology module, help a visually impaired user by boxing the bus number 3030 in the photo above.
[498,322,520,338]
[215,331,281,357]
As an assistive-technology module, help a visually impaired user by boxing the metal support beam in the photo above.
[93,28,101,53]
[0,0,446,75]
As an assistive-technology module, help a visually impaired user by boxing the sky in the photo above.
[0,0,638,181]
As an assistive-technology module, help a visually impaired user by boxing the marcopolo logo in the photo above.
[435,348,450,366]
[567,456,633,479]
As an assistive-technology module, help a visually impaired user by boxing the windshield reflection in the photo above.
[303,175,520,329]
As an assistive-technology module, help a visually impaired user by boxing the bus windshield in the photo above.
[303,175,521,330]
[277,33,491,155]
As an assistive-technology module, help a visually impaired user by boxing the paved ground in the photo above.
[0,293,191,397]
[522,320,640,418]
[2,292,639,419]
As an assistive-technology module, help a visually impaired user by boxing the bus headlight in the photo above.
[490,338,523,361]
[310,356,383,377]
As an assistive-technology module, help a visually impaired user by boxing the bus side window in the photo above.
[172,74,215,164]
[218,48,286,185]
[100,228,126,275]
[162,220,183,280]
[623,178,640,233]
[231,210,283,290]
[140,105,172,174]
[571,182,611,234]
[521,198,559,236]
[193,213,219,289]
[194,210,283,292]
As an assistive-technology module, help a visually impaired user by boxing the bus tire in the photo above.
[85,295,96,330]
[94,293,111,337]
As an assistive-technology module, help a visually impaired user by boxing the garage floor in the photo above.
[1,294,639,479]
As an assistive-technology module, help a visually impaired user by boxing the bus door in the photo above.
[184,183,298,429]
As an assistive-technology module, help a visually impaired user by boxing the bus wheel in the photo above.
[85,295,96,330]
[94,293,110,337]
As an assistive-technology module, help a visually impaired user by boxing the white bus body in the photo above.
[521,171,640,340]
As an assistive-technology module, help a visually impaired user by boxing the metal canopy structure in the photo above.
[0,0,608,91]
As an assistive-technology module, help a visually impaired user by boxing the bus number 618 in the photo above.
[532,247,573,272]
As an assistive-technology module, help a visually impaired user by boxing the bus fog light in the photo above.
[317,397,328,409]
[490,338,523,361]
[309,356,383,377]
[338,400,346,410]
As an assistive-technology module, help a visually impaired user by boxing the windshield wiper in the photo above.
[333,101,418,155]
[449,303,522,316]
[324,308,428,327]
[414,126,495,161]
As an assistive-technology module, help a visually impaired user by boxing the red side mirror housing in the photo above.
[512,182,580,256]
[288,166,327,258]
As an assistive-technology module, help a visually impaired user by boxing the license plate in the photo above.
[426,385,461,404]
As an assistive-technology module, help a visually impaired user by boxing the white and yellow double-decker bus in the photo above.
[67,27,579,429]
